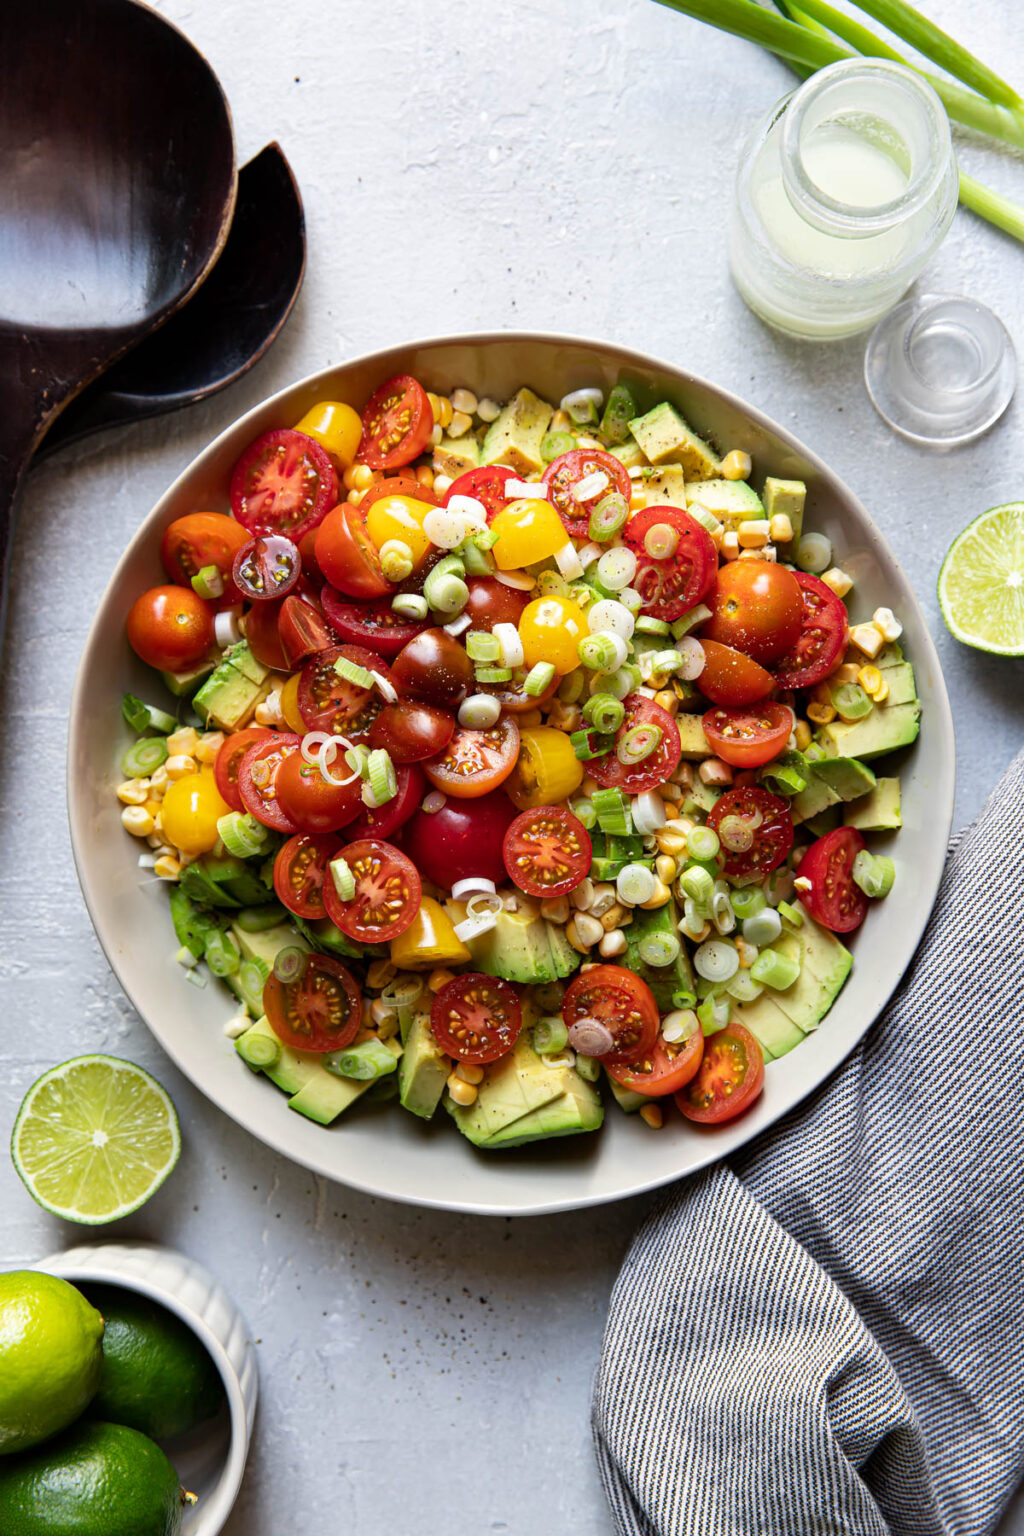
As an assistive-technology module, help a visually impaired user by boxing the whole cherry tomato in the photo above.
[126,586,213,671]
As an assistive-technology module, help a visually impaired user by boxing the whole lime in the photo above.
[0,1272,104,1455]
[0,1419,183,1536]
[81,1285,223,1441]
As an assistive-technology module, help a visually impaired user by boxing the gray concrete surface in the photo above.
[1,0,1022,1530]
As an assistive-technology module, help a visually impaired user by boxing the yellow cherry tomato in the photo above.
[490,499,568,571]
[518,595,588,673]
[161,770,230,857]
[505,727,584,810]
[389,897,471,970]
[365,494,433,565]
[293,401,362,466]
[279,673,306,734]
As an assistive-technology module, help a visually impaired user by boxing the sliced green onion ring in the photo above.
[617,723,663,765]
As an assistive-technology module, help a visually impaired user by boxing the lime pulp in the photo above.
[938,501,1024,656]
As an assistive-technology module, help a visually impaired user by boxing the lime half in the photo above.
[11,1056,180,1224]
[938,501,1024,655]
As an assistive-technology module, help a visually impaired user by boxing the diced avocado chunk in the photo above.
[236,1016,315,1096]
[483,1084,602,1147]
[480,387,553,475]
[448,1033,602,1149]
[399,1012,451,1121]
[289,1038,402,1126]
[684,478,764,520]
[767,916,852,1031]
[546,921,583,980]
[683,778,723,815]
[222,641,269,687]
[812,756,878,800]
[762,477,806,542]
[454,898,580,985]
[230,920,306,970]
[605,1071,646,1114]
[629,402,721,477]
[161,658,215,697]
[675,712,713,760]
[804,805,842,837]
[608,438,648,470]
[880,661,917,707]
[791,775,839,825]
[292,915,363,960]
[193,644,269,731]
[817,701,921,761]
[626,900,696,1011]
[733,993,806,1059]
[434,435,480,477]
[874,642,905,670]
[643,465,688,510]
[844,776,902,831]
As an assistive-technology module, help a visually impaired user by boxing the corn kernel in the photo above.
[653,689,679,716]
[121,805,155,837]
[670,759,694,787]
[342,465,360,491]
[769,512,794,543]
[150,764,169,791]
[811,681,833,707]
[366,959,397,990]
[567,913,603,950]
[446,1074,478,1106]
[432,474,453,496]
[659,782,683,803]
[699,758,733,786]
[655,855,678,885]
[721,530,740,561]
[451,388,478,416]
[166,726,199,757]
[194,731,225,765]
[739,546,776,562]
[587,884,618,918]
[720,449,752,481]
[598,929,627,958]
[640,1103,664,1129]
[370,998,396,1028]
[849,623,884,658]
[807,701,836,724]
[432,395,454,428]
[153,854,182,880]
[822,567,854,598]
[117,778,150,805]
[576,435,602,451]
[871,676,889,702]
[654,828,689,858]
[430,423,443,448]
[540,896,570,925]
[254,693,284,727]
[476,397,502,423]
[737,519,770,549]
[347,488,364,505]
[550,409,571,432]
[143,798,163,819]
[569,878,595,911]
[794,719,812,752]
[415,465,435,489]
[640,879,672,911]
[600,903,628,932]
[351,463,375,490]
[630,490,647,512]
[872,606,903,641]
[448,410,473,440]
[428,968,455,993]
[517,709,543,730]
[455,1062,485,1084]
[832,663,861,685]
[858,665,883,697]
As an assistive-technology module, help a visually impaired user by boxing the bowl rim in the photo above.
[67,328,956,1215]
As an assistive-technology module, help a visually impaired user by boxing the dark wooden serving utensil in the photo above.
[39,143,306,458]
[0,0,236,618]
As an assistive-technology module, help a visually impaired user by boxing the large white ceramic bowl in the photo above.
[68,332,955,1216]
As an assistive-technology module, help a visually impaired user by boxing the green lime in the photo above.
[10,1057,180,1224]
[80,1285,223,1441]
[938,501,1024,655]
[0,1272,104,1456]
[0,1419,184,1536]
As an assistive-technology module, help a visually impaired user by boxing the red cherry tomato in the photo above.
[796,827,869,933]
[502,807,592,898]
[702,560,804,664]
[230,428,337,540]
[561,965,659,1064]
[237,733,302,832]
[358,375,434,470]
[588,694,682,796]
[401,791,516,891]
[346,763,425,842]
[319,589,426,657]
[702,703,795,769]
[481,667,561,715]
[368,700,456,764]
[214,726,273,813]
[444,465,519,522]
[390,628,473,706]
[697,639,776,706]
[297,644,391,739]
[322,838,421,942]
[272,833,341,919]
[463,576,530,631]
[625,505,718,621]
[264,952,361,1054]
[773,573,849,690]
[297,528,324,588]
[430,973,522,1064]
[243,597,289,670]
[676,1023,764,1124]
[160,512,249,599]
[277,595,335,670]
[606,1030,704,1098]
[126,585,214,671]
[707,786,793,883]
[542,448,632,539]
[313,506,392,600]
[423,716,520,799]
[274,750,364,835]
[231,534,301,603]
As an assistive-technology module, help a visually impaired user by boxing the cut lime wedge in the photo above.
[11,1056,180,1224]
[938,502,1024,656]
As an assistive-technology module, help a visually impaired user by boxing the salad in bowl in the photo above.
[112,367,919,1154]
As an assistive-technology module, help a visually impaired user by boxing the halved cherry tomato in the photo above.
[561,965,659,1064]
[273,833,341,919]
[502,807,591,898]
[126,586,214,671]
[676,1022,764,1123]
[401,791,516,891]
[390,628,473,706]
[423,716,520,799]
[214,726,273,812]
[160,512,249,597]
[625,505,718,621]
[606,1030,704,1097]
[347,763,425,842]
[230,428,337,540]
[359,375,433,470]
[697,639,776,706]
[297,528,325,588]
[313,505,391,600]
[278,595,335,670]
[297,644,391,738]
[796,827,869,933]
[543,448,631,539]
[702,703,794,769]
[232,534,301,602]
[463,576,530,631]
[702,560,803,664]
[368,700,455,764]
[237,733,302,832]
[444,465,519,522]
[264,952,361,1054]
[481,666,560,715]
[274,751,364,834]
[319,589,426,657]
[773,573,849,689]
[708,786,793,883]
[430,973,522,1064]
[322,838,421,942]
[588,694,682,796]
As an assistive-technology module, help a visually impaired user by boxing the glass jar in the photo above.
[729,59,959,341]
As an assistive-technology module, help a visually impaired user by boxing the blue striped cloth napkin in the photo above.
[593,747,1024,1536]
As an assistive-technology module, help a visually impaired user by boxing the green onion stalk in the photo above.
[651,0,1024,242]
